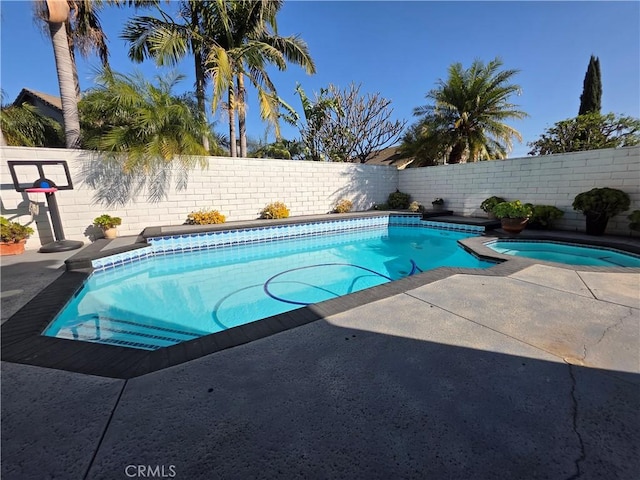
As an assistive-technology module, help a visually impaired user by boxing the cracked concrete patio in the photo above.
[1,250,639,479]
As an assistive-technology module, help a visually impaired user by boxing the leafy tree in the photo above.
[79,69,211,170]
[397,121,448,167]
[292,83,405,162]
[251,139,306,160]
[318,83,406,163]
[291,84,342,161]
[578,55,602,115]
[528,112,640,155]
[0,100,64,147]
[411,58,527,164]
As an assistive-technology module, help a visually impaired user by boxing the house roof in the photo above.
[364,146,414,169]
[14,88,63,112]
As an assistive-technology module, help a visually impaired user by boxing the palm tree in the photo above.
[412,58,527,164]
[35,0,155,148]
[205,0,315,157]
[122,1,212,151]
[122,1,315,158]
[79,68,214,205]
[36,0,81,148]
[79,68,211,170]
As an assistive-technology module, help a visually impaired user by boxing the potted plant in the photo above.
[431,198,445,211]
[0,216,34,255]
[493,200,533,235]
[525,204,564,230]
[93,214,122,240]
[480,196,506,220]
[387,190,411,210]
[572,187,630,236]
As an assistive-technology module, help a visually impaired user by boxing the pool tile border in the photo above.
[2,215,639,379]
[90,214,484,272]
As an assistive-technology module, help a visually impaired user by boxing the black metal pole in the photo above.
[44,191,66,241]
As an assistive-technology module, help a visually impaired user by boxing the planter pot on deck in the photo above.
[585,213,609,236]
[103,227,118,240]
[0,239,27,256]
[500,217,528,235]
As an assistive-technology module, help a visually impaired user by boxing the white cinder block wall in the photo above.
[0,147,398,249]
[1,146,638,250]
[399,146,640,235]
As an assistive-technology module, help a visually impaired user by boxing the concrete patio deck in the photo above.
[1,240,639,479]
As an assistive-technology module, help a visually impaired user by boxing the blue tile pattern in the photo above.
[91,246,153,272]
[91,215,484,272]
[388,214,484,233]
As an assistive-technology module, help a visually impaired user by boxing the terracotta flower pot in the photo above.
[0,239,27,256]
[103,227,118,240]
[500,217,528,235]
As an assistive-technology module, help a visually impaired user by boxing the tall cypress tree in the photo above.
[579,55,602,115]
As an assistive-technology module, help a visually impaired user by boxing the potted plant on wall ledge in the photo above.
[572,187,630,236]
[493,200,532,235]
[525,204,564,230]
[0,216,34,255]
[480,196,506,220]
[94,214,122,240]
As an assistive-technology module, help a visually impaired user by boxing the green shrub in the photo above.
[0,216,34,243]
[572,187,630,218]
[493,200,533,219]
[260,202,290,219]
[185,209,226,225]
[525,204,564,229]
[480,196,507,213]
[387,189,411,209]
[628,210,640,231]
[333,199,353,214]
[93,214,122,229]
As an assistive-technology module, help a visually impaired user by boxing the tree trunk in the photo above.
[49,21,81,149]
[237,74,247,158]
[228,86,237,158]
[65,21,82,99]
[448,142,465,164]
[191,2,209,152]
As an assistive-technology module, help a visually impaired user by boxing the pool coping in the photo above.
[2,214,639,379]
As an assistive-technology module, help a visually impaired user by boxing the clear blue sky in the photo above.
[1,0,639,158]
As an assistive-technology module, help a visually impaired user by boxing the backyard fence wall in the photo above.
[1,145,638,250]
[399,146,639,235]
[0,147,398,248]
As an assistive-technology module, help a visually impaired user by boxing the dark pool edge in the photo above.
[3,221,640,379]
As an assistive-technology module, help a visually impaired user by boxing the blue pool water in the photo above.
[45,226,494,350]
[488,240,640,267]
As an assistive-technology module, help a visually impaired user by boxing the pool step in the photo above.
[53,314,202,350]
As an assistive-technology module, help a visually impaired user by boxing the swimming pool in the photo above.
[44,218,494,350]
[487,240,640,267]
